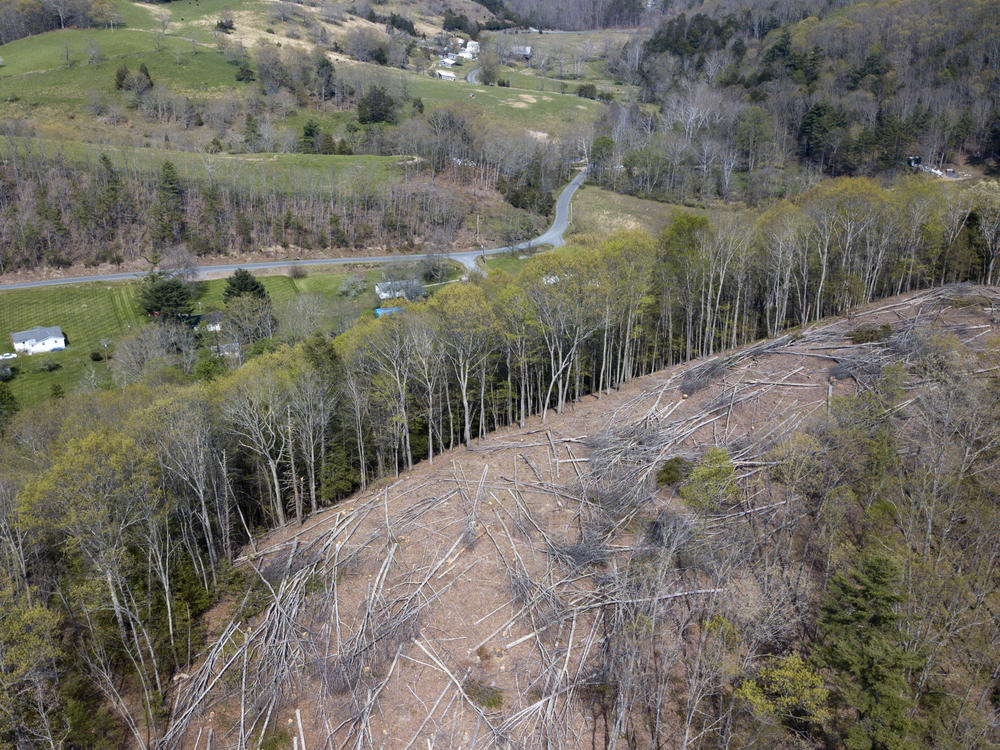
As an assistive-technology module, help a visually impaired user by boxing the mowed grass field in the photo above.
[0,282,142,405]
[405,72,600,135]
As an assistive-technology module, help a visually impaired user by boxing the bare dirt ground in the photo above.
[168,285,1000,749]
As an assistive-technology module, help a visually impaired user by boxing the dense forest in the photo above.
[1,171,999,744]
[590,0,1000,203]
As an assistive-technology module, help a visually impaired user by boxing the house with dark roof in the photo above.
[11,325,66,355]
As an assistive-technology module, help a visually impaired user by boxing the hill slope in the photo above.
[168,284,1000,748]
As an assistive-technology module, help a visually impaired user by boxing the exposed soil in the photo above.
[174,285,1000,748]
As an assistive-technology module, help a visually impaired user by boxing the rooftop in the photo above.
[11,325,64,344]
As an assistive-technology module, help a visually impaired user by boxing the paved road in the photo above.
[0,169,587,291]
[466,67,480,84]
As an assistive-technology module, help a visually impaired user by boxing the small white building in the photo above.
[436,69,457,80]
[458,50,475,60]
[438,57,456,67]
[11,325,66,355]
[375,279,424,301]
[201,311,224,333]
[466,40,480,54]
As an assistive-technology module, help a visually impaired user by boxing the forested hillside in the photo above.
[591,0,1000,203]
[2,167,1000,744]
[0,128,565,273]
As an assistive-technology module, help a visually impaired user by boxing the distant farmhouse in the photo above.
[11,325,66,355]
[375,279,424,302]
[436,69,457,80]
[510,45,533,60]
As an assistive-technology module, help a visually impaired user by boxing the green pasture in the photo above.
[0,136,400,193]
[405,72,601,135]
[0,260,464,406]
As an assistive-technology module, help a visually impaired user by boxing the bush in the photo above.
[656,456,691,487]
[680,447,735,512]
[194,354,227,381]
[338,277,367,299]
[849,323,892,344]
[235,62,255,82]
[464,678,503,710]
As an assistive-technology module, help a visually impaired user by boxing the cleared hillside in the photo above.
[166,284,1000,748]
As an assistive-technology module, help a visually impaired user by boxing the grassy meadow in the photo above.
[0,136,401,193]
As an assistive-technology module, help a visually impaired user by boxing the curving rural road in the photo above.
[466,67,480,84]
[0,169,587,291]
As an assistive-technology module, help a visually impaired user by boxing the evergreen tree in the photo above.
[243,113,260,152]
[151,161,184,248]
[814,553,923,750]
[357,86,396,124]
[138,272,193,318]
[223,268,268,302]
[114,63,129,90]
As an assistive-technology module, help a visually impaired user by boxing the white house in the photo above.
[438,57,456,67]
[466,40,480,54]
[436,69,457,80]
[458,50,475,60]
[11,325,66,355]
[375,279,424,301]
